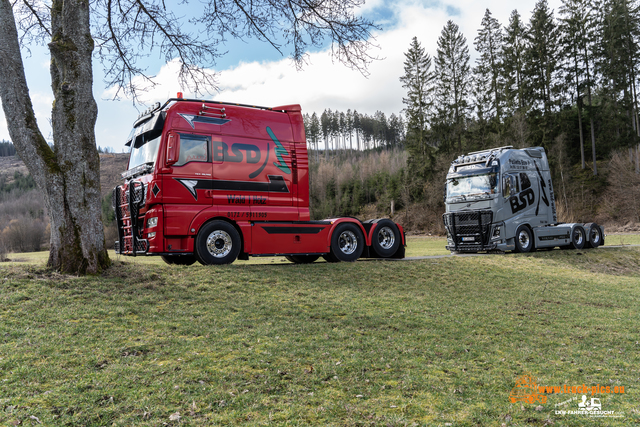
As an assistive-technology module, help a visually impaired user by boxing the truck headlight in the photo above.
[148,232,156,239]
[492,226,501,238]
[147,217,158,228]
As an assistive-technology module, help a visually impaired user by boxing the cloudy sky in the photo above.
[1,0,562,153]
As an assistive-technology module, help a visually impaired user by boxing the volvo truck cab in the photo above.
[443,146,604,253]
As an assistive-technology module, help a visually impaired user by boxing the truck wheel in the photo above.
[327,223,364,262]
[371,219,401,258]
[161,255,196,266]
[569,225,586,250]
[195,221,241,265]
[585,223,603,248]
[514,225,533,253]
[285,255,320,264]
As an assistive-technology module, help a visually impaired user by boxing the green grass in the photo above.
[602,233,640,246]
[404,236,451,257]
[1,246,639,426]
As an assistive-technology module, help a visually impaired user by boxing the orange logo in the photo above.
[510,373,547,404]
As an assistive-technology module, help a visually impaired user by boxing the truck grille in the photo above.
[113,181,147,255]
[443,210,494,251]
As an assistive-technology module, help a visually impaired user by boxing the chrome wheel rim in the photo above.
[518,230,530,249]
[377,226,395,250]
[338,230,358,255]
[590,228,600,245]
[206,230,232,258]
[574,228,584,246]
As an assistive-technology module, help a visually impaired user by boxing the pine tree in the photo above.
[598,0,640,165]
[373,110,388,149]
[320,109,332,154]
[559,0,597,169]
[346,109,354,151]
[399,36,434,175]
[473,9,505,124]
[304,112,321,160]
[388,114,405,148]
[525,0,563,116]
[434,20,471,152]
[503,10,529,114]
[337,111,345,152]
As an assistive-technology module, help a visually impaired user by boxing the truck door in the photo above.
[162,132,213,237]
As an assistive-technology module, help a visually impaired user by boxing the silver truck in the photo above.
[442,146,604,253]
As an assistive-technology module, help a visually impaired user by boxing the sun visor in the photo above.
[448,164,498,178]
[126,112,165,146]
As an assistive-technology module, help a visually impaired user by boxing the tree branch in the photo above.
[21,0,50,35]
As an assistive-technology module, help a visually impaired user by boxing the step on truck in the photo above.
[113,95,405,265]
[442,146,604,253]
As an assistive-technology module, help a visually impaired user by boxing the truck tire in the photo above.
[569,225,586,250]
[514,225,533,253]
[195,221,241,265]
[285,255,320,264]
[584,223,603,248]
[326,223,364,262]
[371,219,401,258]
[161,255,197,266]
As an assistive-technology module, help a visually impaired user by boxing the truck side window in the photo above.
[519,172,532,190]
[502,176,510,198]
[503,174,519,198]
[175,134,210,167]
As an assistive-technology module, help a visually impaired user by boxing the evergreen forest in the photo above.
[304,0,640,232]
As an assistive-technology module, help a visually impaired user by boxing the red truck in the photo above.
[113,95,405,265]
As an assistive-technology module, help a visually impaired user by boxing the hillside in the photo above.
[97,153,130,197]
[0,156,29,180]
[0,153,129,197]
[0,154,129,255]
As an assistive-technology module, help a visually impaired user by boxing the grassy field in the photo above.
[1,240,639,426]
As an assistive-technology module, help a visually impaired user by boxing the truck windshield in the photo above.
[128,134,160,170]
[446,173,498,201]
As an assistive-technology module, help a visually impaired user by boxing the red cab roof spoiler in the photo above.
[272,104,301,112]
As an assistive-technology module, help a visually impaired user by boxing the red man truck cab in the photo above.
[113,97,405,265]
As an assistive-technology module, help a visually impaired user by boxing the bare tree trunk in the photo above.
[0,0,109,274]
[574,56,585,169]
[584,45,597,176]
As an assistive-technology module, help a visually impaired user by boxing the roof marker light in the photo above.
[177,92,183,99]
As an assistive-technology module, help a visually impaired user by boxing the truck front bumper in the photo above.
[443,210,496,252]
[445,242,497,252]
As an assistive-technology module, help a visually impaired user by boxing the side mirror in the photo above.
[502,176,510,198]
[166,133,180,166]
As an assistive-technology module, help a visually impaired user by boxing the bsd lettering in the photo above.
[510,188,535,214]
[509,173,535,214]
[213,141,261,164]
[212,141,270,179]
